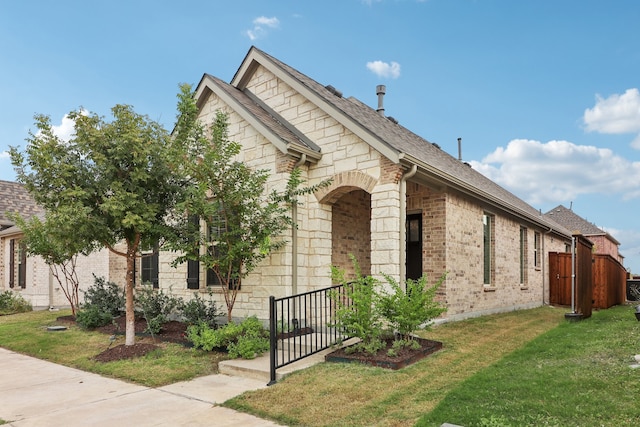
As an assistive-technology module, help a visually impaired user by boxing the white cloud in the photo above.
[50,114,77,141]
[471,138,640,205]
[583,88,640,148]
[0,151,9,159]
[245,16,279,40]
[366,60,401,79]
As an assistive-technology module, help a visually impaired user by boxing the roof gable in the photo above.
[204,46,571,237]
[193,73,321,161]
[0,180,42,229]
[544,205,618,244]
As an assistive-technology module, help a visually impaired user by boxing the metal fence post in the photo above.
[268,295,277,386]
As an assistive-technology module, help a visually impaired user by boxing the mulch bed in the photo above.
[326,336,443,370]
[56,315,190,363]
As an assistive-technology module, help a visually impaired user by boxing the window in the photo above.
[185,213,240,290]
[533,231,541,268]
[483,213,495,285]
[9,239,27,289]
[141,249,159,289]
[520,227,528,285]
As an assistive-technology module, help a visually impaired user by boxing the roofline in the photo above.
[399,154,571,238]
[194,74,321,162]
[231,47,401,163]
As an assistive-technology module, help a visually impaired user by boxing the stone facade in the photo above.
[148,49,572,323]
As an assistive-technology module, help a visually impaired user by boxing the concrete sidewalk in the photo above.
[0,348,281,427]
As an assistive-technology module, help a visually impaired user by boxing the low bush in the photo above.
[180,291,224,328]
[378,273,447,354]
[75,305,113,329]
[135,284,181,334]
[82,276,124,317]
[0,290,32,315]
[330,256,384,355]
[187,315,269,359]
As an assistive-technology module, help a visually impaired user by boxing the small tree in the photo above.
[170,84,328,322]
[10,104,185,346]
[9,211,95,316]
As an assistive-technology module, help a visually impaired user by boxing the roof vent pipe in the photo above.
[457,137,462,161]
[376,85,386,116]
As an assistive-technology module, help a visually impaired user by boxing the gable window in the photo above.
[483,213,495,285]
[533,231,541,268]
[520,227,528,285]
[9,239,27,289]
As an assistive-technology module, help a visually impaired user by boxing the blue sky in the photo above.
[2,0,640,272]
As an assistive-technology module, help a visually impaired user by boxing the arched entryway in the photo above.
[331,189,371,278]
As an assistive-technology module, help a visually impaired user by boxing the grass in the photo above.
[0,309,225,387]
[226,305,640,427]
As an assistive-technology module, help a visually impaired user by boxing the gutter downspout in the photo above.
[399,164,418,285]
[48,266,54,310]
[542,227,552,306]
[571,236,576,313]
[291,154,306,317]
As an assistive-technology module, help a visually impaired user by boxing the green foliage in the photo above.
[186,315,269,359]
[170,85,331,322]
[8,213,92,316]
[180,291,224,328]
[10,99,189,345]
[135,284,181,334]
[330,256,447,355]
[0,290,32,315]
[82,276,124,317]
[330,256,384,355]
[75,305,113,329]
[378,274,447,338]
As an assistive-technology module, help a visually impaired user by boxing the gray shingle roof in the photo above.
[198,74,320,154]
[544,205,606,235]
[241,47,570,236]
[0,180,42,229]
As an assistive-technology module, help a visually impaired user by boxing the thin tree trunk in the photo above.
[124,235,140,346]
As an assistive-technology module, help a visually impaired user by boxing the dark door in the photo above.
[406,213,423,281]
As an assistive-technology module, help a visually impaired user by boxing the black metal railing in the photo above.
[268,284,351,385]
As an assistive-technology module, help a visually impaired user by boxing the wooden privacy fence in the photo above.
[549,234,593,318]
[592,254,626,309]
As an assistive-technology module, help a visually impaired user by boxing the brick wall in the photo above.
[331,189,371,278]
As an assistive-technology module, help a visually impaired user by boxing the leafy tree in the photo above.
[170,84,328,322]
[8,211,93,316]
[10,104,184,345]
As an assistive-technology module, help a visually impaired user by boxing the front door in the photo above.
[406,213,423,281]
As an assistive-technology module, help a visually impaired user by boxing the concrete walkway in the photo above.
[0,347,281,426]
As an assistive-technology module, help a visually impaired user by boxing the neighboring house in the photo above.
[153,46,573,322]
[544,205,623,264]
[0,180,126,309]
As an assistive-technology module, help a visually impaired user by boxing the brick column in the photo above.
[370,183,401,282]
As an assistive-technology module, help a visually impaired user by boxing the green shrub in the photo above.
[82,276,124,317]
[0,290,32,315]
[329,256,384,355]
[180,291,224,328]
[135,283,181,334]
[378,273,447,339]
[75,305,113,329]
[187,315,269,359]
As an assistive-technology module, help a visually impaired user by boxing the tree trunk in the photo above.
[124,236,140,346]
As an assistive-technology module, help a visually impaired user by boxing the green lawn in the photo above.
[3,305,640,426]
[226,305,640,427]
[0,310,225,387]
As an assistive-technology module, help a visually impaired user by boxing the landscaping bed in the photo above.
[326,337,442,369]
[57,315,190,362]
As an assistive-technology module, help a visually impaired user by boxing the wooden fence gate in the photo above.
[549,234,593,318]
